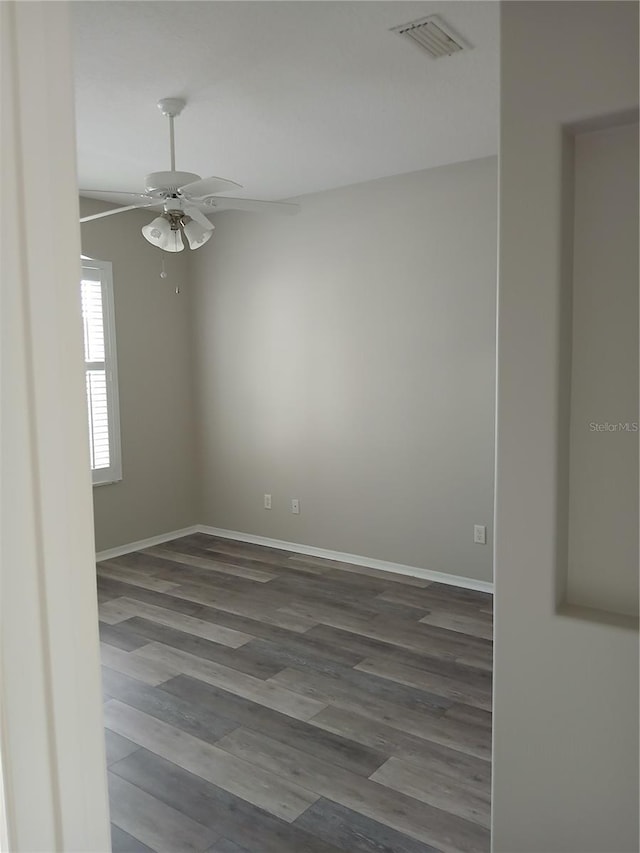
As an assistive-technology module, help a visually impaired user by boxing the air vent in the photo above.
[391,15,467,59]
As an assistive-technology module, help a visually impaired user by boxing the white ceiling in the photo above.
[72,1,498,203]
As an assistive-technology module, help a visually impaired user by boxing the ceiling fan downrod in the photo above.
[157,97,186,172]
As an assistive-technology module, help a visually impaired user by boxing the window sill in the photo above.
[92,477,122,488]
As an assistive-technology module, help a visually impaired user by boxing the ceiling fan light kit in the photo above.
[80,97,299,252]
[140,199,214,252]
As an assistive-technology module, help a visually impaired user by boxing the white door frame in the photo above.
[0,2,111,849]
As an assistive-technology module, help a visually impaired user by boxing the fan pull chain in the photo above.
[159,256,180,294]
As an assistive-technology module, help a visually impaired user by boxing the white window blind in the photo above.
[81,258,122,485]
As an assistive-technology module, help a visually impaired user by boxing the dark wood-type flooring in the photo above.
[98,532,493,853]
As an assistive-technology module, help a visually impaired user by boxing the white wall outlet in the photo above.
[291,498,300,515]
[264,494,272,510]
[474,524,487,544]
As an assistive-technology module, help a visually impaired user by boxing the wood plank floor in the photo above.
[98,533,493,853]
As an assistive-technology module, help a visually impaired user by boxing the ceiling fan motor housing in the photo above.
[145,171,201,196]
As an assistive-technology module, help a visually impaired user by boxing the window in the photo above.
[81,258,122,485]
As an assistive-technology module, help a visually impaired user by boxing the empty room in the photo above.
[77,2,497,850]
[0,2,638,853]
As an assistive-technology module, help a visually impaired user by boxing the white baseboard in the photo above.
[95,523,493,594]
[196,525,494,594]
[96,525,200,562]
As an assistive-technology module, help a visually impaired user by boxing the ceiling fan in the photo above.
[79,98,299,252]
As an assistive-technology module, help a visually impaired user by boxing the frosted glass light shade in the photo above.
[162,228,184,253]
[141,216,171,247]
[183,219,214,249]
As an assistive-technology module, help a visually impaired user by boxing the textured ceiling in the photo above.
[72,1,499,203]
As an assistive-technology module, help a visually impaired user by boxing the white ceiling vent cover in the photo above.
[391,15,468,59]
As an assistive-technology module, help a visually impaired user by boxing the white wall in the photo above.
[566,121,639,617]
[81,200,198,551]
[1,3,110,849]
[493,3,639,851]
[190,158,497,582]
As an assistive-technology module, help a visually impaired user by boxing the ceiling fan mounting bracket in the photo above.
[157,98,186,118]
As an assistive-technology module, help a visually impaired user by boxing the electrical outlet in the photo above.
[264,494,272,510]
[291,498,300,515]
[474,524,486,544]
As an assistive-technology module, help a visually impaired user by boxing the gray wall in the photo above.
[190,158,497,582]
[567,121,639,616]
[81,200,198,551]
[493,3,639,850]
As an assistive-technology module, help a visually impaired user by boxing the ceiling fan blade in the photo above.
[183,204,215,231]
[179,175,242,198]
[201,197,300,216]
[80,201,163,223]
[80,189,151,198]
[78,190,163,211]
[80,189,162,207]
